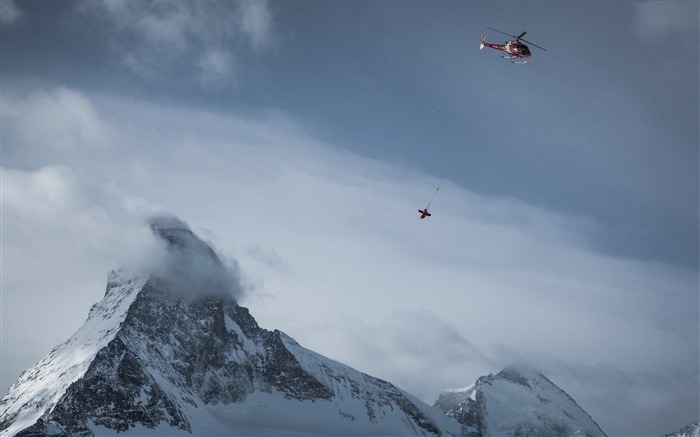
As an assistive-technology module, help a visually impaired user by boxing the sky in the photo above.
[1,1,698,436]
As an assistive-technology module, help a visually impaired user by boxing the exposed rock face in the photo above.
[434,366,607,437]
[0,217,464,436]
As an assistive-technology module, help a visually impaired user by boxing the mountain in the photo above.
[0,216,464,436]
[434,366,606,437]
[663,422,700,437]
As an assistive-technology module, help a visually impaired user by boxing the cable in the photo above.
[423,62,509,211]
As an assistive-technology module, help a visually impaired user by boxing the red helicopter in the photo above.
[480,27,547,63]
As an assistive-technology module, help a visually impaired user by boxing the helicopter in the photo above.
[480,27,547,63]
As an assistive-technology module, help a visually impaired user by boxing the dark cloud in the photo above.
[76,0,275,87]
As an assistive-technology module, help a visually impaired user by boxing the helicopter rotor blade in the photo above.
[519,37,547,51]
[484,26,547,51]
[484,26,518,39]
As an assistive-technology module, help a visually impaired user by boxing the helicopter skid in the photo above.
[500,55,527,64]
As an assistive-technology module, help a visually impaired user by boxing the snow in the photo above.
[479,367,604,436]
[443,383,477,402]
[435,365,606,437]
[89,389,450,436]
[224,313,264,356]
[84,323,467,436]
[0,271,146,437]
[444,384,474,393]
[88,418,190,436]
[278,333,465,436]
[664,421,700,437]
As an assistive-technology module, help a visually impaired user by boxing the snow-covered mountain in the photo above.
[434,366,606,437]
[664,421,700,437]
[0,216,464,436]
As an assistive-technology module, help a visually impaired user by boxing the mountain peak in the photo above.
[495,364,546,389]
[146,215,243,300]
[0,273,147,437]
[663,421,700,437]
[1,216,466,436]
[434,365,607,437]
[149,214,216,258]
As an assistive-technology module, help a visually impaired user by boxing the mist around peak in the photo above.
[144,213,246,301]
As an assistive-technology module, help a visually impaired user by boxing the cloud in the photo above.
[246,244,290,272]
[0,164,164,395]
[1,165,163,285]
[198,48,236,88]
[2,85,697,436]
[238,0,274,52]
[78,0,275,87]
[633,1,698,41]
[0,0,22,26]
[2,87,112,168]
[293,309,493,402]
[537,359,700,436]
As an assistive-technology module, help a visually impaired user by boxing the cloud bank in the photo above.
[1,85,697,436]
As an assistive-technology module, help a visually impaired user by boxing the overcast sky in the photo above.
[1,1,698,436]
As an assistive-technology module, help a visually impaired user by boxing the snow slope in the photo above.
[434,365,606,437]
[0,272,146,437]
